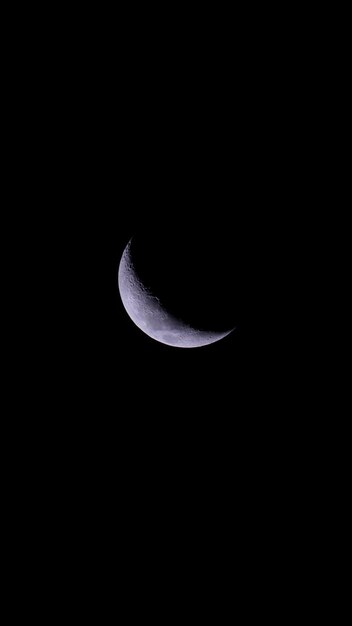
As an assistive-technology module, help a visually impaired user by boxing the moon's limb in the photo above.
[118,239,234,348]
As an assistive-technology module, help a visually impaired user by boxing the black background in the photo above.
[4,8,347,613]
[11,9,331,586]
[39,15,310,494]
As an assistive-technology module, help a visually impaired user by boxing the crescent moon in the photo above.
[118,238,234,348]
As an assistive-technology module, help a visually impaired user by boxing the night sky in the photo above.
[5,6,341,611]
[5,11,336,611]
[57,20,305,499]
[20,12,319,581]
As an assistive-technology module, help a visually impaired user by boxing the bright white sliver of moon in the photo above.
[118,238,234,348]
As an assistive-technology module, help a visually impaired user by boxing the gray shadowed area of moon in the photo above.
[118,238,234,348]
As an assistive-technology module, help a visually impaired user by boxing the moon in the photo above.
[118,238,235,348]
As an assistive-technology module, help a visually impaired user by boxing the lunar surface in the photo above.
[118,238,234,348]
